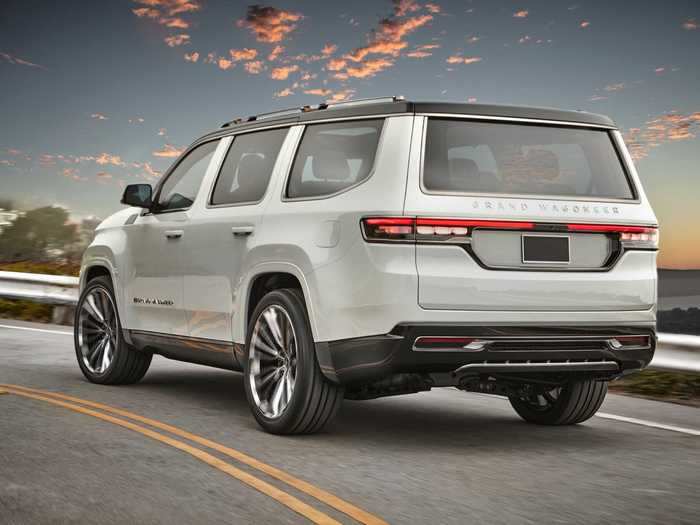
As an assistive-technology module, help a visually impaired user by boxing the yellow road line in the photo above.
[1,384,388,525]
[2,386,340,525]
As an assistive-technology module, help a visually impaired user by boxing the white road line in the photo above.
[596,412,700,436]
[0,324,72,336]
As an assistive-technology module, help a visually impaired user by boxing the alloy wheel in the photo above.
[77,287,118,374]
[248,305,298,419]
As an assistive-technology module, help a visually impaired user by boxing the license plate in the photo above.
[522,235,570,264]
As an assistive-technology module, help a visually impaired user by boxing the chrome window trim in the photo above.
[149,137,222,215]
[280,116,389,203]
[205,128,292,209]
[417,115,641,204]
[418,112,617,129]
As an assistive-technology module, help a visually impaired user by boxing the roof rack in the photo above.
[221,95,405,128]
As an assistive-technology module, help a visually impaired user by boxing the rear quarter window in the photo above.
[423,118,635,200]
[286,119,384,199]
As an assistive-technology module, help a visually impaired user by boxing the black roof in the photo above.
[198,98,616,143]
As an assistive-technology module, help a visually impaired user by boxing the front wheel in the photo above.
[74,276,152,385]
[508,379,607,425]
[244,289,343,434]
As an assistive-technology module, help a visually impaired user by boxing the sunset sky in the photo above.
[1,0,699,268]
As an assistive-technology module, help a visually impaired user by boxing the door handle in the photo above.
[165,230,184,239]
[231,226,254,237]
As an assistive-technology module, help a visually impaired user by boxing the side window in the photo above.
[286,119,384,199]
[157,140,219,211]
[211,128,288,206]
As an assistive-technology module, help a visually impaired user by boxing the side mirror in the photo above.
[121,184,153,208]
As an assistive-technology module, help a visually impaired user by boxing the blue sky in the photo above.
[1,0,699,267]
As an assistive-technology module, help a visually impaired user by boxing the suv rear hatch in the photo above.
[399,116,658,312]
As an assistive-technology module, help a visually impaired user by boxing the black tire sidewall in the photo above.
[243,289,318,434]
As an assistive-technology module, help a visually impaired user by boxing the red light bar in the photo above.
[364,217,414,226]
[416,218,535,230]
[566,223,657,233]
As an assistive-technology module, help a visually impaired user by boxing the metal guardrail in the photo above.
[0,271,698,373]
[0,271,79,305]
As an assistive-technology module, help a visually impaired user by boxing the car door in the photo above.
[123,139,220,336]
[181,126,292,342]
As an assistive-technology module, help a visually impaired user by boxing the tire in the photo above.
[243,288,343,434]
[508,379,608,425]
[74,275,152,385]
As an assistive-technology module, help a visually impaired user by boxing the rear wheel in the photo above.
[74,276,152,385]
[244,288,343,434]
[508,379,607,425]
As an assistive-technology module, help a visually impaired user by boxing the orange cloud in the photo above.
[236,5,303,43]
[338,58,395,79]
[229,48,258,61]
[153,144,184,158]
[161,17,189,28]
[274,87,294,97]
[0,51,46,70]
[268,45,284,61]
[580,20,590,28]
[96,171,113,179]
[95,153,126,167]
[326,58,347,71]
[327,89,355,103]
[91,113,109,120]
[682,18,697,30]
[425,3,441,14]
[164,34,190,47]
[184,51,199,62]
[446,55,482,64]
[132,7,160,18]
[270,64,299,80]
[217,57,233,70]
[513,10,529,18]
[304,88,332,96]
[624,111,700,160]
[321,43,337,56]
[244,60,264,74]
[406,43,440,58]
[393,0,420,16]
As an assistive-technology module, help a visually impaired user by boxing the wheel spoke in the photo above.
[254,336,280,358]
[84,294,105,324]
[263,309,285,349]
[270,376,285,416]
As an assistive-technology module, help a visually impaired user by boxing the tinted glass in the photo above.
[423,119,634,199]
[157,140,219,211]
[286,119,384,199]
[211,128,288,205]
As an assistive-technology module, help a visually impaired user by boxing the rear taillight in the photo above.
[361,217,415,242]
[361,218,658,250]
[567,223,659,250]
[361,217,534,243]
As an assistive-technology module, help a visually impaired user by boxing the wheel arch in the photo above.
[236,263,319,345]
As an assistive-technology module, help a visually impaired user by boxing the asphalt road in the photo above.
[1,319,698,525]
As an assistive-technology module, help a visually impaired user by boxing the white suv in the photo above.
[75,97,658,434]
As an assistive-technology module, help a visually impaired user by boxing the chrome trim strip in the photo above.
[417,112,617,129]
[453,361,620,375]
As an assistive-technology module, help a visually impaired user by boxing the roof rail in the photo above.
[326,95,404,109]
[220,95,405,128]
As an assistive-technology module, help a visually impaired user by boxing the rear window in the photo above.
[211,128,288,206]
[423,118,635,200]
[286,119,384,199]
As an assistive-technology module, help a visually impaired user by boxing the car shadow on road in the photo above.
[128,364,628,453]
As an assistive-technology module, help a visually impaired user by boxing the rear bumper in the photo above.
[315,324,656,385]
